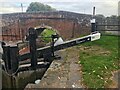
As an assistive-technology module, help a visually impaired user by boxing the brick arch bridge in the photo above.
[1,11,92,41]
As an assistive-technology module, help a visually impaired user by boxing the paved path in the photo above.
[25,47,84,88]
[109,70,120,88]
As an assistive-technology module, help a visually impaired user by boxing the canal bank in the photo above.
[25,47,84,89]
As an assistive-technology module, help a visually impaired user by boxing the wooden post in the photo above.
[2,45,19,88]
[2,45,19,75]
[10,45,19,74]
[2,46,11,71]
[28,27,37,69]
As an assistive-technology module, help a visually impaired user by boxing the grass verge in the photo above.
[79,35,119,88]
[41,29,56,43]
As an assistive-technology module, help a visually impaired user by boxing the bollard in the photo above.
[28,27,37,69]
[2,45,19,75]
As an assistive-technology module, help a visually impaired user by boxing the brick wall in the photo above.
[1,11,92,41]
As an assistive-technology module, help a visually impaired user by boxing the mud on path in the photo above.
[25,46,84,88]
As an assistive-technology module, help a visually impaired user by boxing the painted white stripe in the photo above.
[90,32,101,41]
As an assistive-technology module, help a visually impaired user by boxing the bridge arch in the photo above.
[1,11,92,41]
[19,17,90,40]
[34,25,61,36]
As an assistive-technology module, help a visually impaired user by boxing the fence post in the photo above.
[28,27,37,69]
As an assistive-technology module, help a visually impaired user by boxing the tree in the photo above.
[95,14,105,24]
[95,14,105,19]
[106,15,118,25]
[26,2,56,12]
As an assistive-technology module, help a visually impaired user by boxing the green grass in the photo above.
[79,35,119,88]
[40,29,56,43]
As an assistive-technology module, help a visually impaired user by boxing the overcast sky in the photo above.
[0,0,119,17]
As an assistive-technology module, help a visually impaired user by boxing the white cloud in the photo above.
[0,0,119,16]
[0,7,22,14]
[0,0,86,3]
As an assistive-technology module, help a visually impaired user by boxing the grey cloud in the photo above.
[46,2,118,16]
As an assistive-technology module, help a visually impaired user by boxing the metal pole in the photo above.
[93,7,95,17]
[51,34,59,57]
[51,35,55,57]
[21,3,23,13]
[91,7,96,32]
